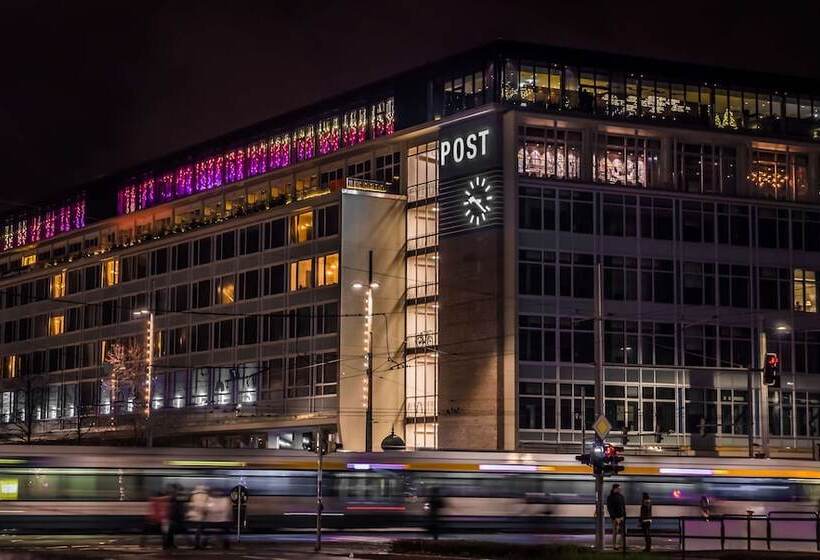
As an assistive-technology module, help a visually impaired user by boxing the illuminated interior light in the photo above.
[660,468,714,476]
[479,464,537,473]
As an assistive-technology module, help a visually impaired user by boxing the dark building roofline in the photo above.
[8,39,820,223]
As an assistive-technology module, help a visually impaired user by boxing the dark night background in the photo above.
[2,0,820,214]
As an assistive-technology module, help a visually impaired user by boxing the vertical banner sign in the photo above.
[438,114,502,236]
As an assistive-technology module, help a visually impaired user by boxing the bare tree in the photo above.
[103,340,150,444]
[5,375,48,444]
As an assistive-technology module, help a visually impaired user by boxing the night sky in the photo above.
[2,0,820,214]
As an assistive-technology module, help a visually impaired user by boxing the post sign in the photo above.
[438,114,502,235]
[438,114,500,182]
[440,129,491,168]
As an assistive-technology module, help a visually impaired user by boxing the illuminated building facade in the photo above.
[1,42,820,455]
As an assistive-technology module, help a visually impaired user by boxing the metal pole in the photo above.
[315,427,324,552]
[594,262,605,551]
[365,250,374,453]
[747,368,754,458]
[236,495,241,542]
[581,390,586,454]
[146,312,154,448]
[758,322,769,458]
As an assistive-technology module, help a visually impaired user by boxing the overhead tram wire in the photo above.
[0,286,398,321]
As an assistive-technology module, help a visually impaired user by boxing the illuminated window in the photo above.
[794,269,817,313]
[749,150,809,201]
[102,259,119,287]
[216,275,236,305]
[290,211,313,243]
[2,355,17,379]
[517,127,581,180]
[316,253,339,286]
[49,314,65,336]
[51,271,66,298]
[593,134,660,187]
[246,185,268,207]
[289,259,313,291]
[21,254,36,267]
[225,192,246,215]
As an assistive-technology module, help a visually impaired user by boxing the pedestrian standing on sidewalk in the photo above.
[639,492,652,552]
[606,484,626,551]
[700,495,711,520]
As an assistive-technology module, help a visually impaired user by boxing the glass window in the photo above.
[151,248,168,275]
[407,141,438,202]
[749,150,808,201]
[290,258,313,291]
[238,269,260,301]
[291,211,313,243]
[51,271,66,298]
[407,252,438,299]
[215,275,235,305]
[794,268,817,313]
[316,205,339,238]
[676,143,736,194]
[48,314,64,336]
[216,230,235,260]
[171,242,189,270]
[316,253,339,287]
[408,204,438,250]
[263,264,286,296]
[214,320,234,349]
[264,218,287,249]
[193,237,212,266]
[517,126,581,180]
[99,258,119,288]
[593,134,660,187]
[239,225,260,255]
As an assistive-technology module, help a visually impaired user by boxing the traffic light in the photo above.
[602,443,625,476]
[590,438,606,473]
[764,353,780,387]
[302,431,316,452]
[698,417,707,437]
[576,436,606,474]
[621,427,630,447]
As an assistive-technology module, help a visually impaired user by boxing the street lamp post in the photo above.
[353,251,379,452]
[133,309,154,447]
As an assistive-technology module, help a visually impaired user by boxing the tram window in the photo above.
[240,471,315,497]
[13,472,143,501]
[334,473,401,499]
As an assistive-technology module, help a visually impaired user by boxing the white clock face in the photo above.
[462,176,493,225]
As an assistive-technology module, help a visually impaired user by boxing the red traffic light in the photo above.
[764,353,780,387]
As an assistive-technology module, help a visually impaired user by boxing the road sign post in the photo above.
[230,485,248,542]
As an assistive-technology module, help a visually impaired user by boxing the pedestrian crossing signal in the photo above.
[763,353,779,388]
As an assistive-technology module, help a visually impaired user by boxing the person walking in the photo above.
[188,485,209,549]
[141,491,168,547]
[639,492,652,552]
[165,484,187,549]
[427,488,444,540]
[606,484,626,550]
[207,488,233,549]
[700,495,711,520]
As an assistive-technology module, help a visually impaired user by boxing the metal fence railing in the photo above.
[677,511,820,556]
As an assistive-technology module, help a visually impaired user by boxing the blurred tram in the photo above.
[0,446,817,533]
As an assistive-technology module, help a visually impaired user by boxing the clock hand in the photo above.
[468,196,487,213]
